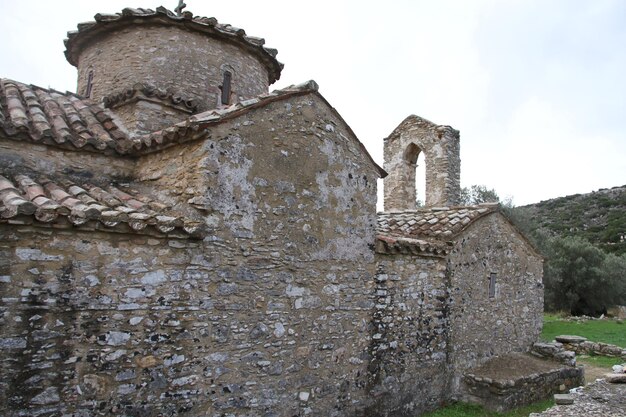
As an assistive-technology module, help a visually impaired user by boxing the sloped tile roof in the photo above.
[102,82,199,112]
[375,234,452,257]
[376,205,499,253]
[0,172,204,238]
[0,78,133,153]
[64,6,283,84]
[0,79,315,155]
[0,79,386,178]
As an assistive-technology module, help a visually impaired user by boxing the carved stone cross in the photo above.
[175,0,187,16]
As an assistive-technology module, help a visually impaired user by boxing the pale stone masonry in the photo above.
[383,115,461,210]
[0,5,557,417]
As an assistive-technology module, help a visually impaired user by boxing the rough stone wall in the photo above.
[383,116,460,210]
[448,214,543,387]
[0,139,135,180]
[76,24,270,125]
[135,93,380,252]
[0,93,385,416]
[0,229,374,416]
[111,99,194,136]
[368,254,452,416]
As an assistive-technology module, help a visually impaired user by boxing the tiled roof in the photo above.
[102,82,199,113]
[0,78,133,153]
[375,205,499,256]
[375,235,452,257]
[64,6,283,84]
[377,205,499,240]
[0,79,386,177]
[0,78,314,155]
[0,172,204,238]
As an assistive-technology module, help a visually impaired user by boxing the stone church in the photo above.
[0,6,549,417]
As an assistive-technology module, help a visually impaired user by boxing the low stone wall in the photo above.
[531,341,577,366]
[463,366,583,412]
[555,335,626,360]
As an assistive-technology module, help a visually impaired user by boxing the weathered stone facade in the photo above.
[373,206,546,416]
[448,213,544,379]
[0,5,551,416]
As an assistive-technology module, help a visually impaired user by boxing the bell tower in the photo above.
[383,115,461,211]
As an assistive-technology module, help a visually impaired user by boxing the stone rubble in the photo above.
[532,379,626,417]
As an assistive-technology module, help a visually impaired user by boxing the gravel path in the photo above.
[530,379,626,417]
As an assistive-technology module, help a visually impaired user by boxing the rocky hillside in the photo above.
[514,185,626,256]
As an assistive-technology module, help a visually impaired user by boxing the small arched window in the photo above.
[221,70,232,105]
[403,143,425,206]
[85,70,94,98]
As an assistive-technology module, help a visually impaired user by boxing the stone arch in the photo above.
[383,115,460,211]
[404,142,420,166]
[402,142,425,207]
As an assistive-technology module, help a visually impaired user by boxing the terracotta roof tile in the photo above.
[0,79,319,156]
[102,82,198,113]
[0,79,386,178]
[377,205,498,241]
[0,172,203,238]
[64,6,283,84]
[0,79,132,153]
[375,234,452,257]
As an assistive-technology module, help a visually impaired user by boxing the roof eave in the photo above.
[63,7,283,85]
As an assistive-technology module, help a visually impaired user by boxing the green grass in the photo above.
[421,399,553,417]
[577,354,623,369]
[540,315,626,347]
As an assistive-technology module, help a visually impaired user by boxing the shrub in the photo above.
[543,236,626,316]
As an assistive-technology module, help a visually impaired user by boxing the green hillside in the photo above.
[514,185,626,256]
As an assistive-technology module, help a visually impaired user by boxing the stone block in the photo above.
[555,335,587,344]
[554,394,574,405]
[605,373,626,383]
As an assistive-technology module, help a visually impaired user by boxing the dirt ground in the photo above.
[469,353,564,380]
[580,363,612,384]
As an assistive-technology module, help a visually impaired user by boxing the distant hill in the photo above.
[514,185,626,256]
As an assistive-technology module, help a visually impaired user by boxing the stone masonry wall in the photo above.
[367,254,452,416]
[448,214,543,388]
[76,24,270,125]
[383,116,460,210]
[110,99,196,137]
[0,228,374,416]
[134,93,381,253]
[0,93,385,416]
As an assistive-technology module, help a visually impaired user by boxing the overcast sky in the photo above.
[1,0,625,206]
